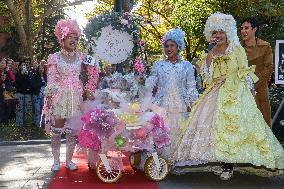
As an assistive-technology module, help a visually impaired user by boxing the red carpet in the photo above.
[47,154,160,189]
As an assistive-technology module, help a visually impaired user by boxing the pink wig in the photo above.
[54,19,81,42]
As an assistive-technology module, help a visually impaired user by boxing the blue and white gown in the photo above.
[145,59,199,159]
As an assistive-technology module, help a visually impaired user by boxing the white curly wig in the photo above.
[161,28,185,52]
[204,12,240,52]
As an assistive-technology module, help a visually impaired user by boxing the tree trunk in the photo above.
[6,0,94,58]
[6,0,28,57]
[185,35,191,61]
[25,0,33,57]
[122,0,133,12]
[114,0,122,12]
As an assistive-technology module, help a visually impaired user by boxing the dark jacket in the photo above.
[29,71,46,95]
[15,72,31,94]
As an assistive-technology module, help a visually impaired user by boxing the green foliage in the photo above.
[0,25,11,34]
[0,119,49,141]
[33,13,65,61]
[85,11,140,41]
[84,11,146,70]
[210,0,284,50]
[85,0,114,19]
[270,87,284,117]
[1,27,21,60]
[1,0,93,57]
[133,0,284,64]
[0,1,13,26]
[133,0,214,63]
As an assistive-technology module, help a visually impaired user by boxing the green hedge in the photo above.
[0,119,49,141]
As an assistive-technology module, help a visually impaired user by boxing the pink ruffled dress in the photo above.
[43,52,83,131]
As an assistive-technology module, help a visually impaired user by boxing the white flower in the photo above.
[120,18,129,25]
[91,25,134,65]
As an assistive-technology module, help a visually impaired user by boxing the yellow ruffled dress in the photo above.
[172,45,284,173]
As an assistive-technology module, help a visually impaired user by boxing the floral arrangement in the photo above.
[150,114,170,148]
[107,72,139,100]
[117,102,140,125]
[84,11,148,73]
[78,102,170,152]
[90,25,134,65]
[123,113,170,150]
[85,11,140,44]
[115,102,170,149]
[85,66,100,92]
[78,129,100,151]
[133,56,145,74]
[78,107,120,151]
[81,108,119,139]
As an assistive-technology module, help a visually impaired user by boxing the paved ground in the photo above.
[0,143,284,189]
[0,144,60,189]
[159,172,284,189]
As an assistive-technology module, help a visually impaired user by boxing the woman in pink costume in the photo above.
[43,19,98,171]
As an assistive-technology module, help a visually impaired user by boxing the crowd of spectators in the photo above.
[0,57,47,127]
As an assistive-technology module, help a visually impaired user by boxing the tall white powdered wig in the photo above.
[204,12,240,53]
[161,28,185,53]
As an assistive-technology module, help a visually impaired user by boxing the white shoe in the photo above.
[65,161,78,171]
[51,161,60,171]
[220,170,233,180]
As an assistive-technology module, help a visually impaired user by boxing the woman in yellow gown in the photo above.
[171,12,284,180]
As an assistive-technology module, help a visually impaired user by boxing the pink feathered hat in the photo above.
[54,19,81,42]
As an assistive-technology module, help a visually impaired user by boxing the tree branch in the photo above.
[138,22,160,39]
[5,0,28,48]
[32,0,94,40]
[185,35,191,60]
[141,1,172,26]
[144,0,162,39]
[190,38,202,60]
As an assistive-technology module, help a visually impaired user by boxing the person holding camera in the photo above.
[0,58,16,123]
[15,58,32,127]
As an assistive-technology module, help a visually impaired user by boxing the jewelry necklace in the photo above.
[61,49,76,62]
[61,49,76,57]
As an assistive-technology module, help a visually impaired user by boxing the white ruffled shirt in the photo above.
[145,59,199,113]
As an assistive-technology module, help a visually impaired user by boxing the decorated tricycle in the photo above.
[78,99,170,183]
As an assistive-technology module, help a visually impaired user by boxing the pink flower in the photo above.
[85,66,99,92]
[81,108,119,140]
[81,110,92,124]
[133,128,148,139]
[151,114,170,148]
[54,19,81,42]
[61,27,70,40]
[137,40,146,47]
[78,129,101,151]
[133,56,145,74]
